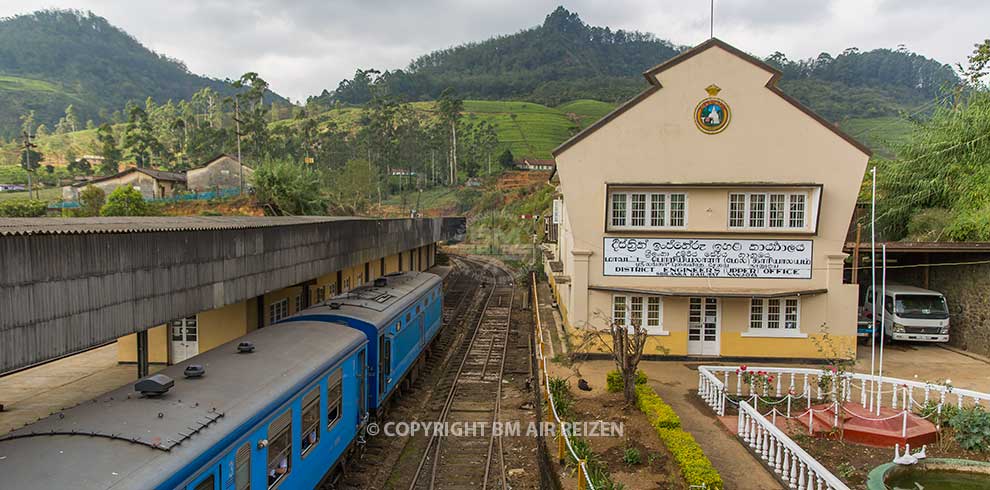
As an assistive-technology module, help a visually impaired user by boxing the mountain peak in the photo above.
[542,6,586,33]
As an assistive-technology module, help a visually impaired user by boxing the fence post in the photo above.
[557,432,566,464]
[577,460,587,490]
[902,410,908,438]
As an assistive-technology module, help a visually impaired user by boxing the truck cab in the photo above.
[861,284,950,342]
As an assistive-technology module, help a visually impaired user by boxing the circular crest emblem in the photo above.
[694,97,731,134]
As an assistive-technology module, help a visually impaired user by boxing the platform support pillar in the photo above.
[136,330,149,379]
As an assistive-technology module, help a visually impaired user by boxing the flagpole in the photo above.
[877,244,887,415]
[869,166,877,411]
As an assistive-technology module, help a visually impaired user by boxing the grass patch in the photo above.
[0,74,61,93]
[0,187,61,202]
[557,99,616,128]
[839,116,916,157]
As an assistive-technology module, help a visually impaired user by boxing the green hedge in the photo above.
[635,383,680,429]
[605,369,647,393]
[657,427,724,489]
[636,384,722,489]
[0,198,48,217]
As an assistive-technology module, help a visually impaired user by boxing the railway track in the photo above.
[334,258,488,489]
[408,256,514,490]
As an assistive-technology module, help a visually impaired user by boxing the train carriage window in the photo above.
[416,305,421,315]
[300,388,320,457]
[193,474,215,490]
[406,313,411,323]
[327,369,343,430]
[267,411,292,488]
[235,443,251,490]
[396,319,402,332]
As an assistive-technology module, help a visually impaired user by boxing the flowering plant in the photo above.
[737,365,774,393]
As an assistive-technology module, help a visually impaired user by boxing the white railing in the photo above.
[699,365,990,420]
[699,365,990,490]
[737,400,848,490]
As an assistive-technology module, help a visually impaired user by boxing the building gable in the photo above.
[553,38,871,158]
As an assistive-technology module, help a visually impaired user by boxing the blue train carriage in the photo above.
[287,271,443,414]
[0,322,368,490]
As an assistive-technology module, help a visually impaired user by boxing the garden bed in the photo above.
[551,383,689,490]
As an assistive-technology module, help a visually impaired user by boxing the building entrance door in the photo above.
[170,316,199,363]
[687,298,720,356]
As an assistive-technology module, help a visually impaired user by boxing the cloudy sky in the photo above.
[1,0,986,101]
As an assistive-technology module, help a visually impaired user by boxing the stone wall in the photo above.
[929,256,990,356]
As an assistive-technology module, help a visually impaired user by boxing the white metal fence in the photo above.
[698,365,990,490]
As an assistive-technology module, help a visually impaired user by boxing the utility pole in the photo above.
[450,121,457,185]
[233,97,244,194]
[21,131,36,199]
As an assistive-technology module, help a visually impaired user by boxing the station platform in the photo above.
[0,343,161,436]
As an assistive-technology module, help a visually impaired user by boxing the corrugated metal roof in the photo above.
[0,216,368,236]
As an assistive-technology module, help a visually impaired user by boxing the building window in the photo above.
[730,192,808,230]
[294,295,302,314]
[300,388,320,457]
[327,369,342,431]
[269,299,288,325]
[729,193,746,227]
[650,194,666,227]
[611,193,627,227]
[789,194,806,228]
[749,297,801,332]
[769,194,786,228]
[316,286,326,303]
[609,191,687,229]
[267,411,292,488]
[630,193,647,226]
[611,294,665,335]
[748,194,766,227]
[343,277,351,292]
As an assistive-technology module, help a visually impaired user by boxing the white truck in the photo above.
[861,284,950,343]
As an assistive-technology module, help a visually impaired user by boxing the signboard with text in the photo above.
[603,237,813,279]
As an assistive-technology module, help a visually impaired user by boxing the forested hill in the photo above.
[319,7,959,122]
[0,10,285,138]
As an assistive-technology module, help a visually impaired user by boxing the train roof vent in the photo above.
[374,277,388,287]
[135,374,174,397]
[375,294,393,303]
[237,341,256,353]
[385,272,402,277]
[328,302,342,310]
[184,364,206,378]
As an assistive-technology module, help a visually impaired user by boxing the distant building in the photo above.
[465,178,482,187]
[390,168,417,177]
[0,184,26,192]
[514,158,554,171]
[62,167,186,201]
[186,154,252,192]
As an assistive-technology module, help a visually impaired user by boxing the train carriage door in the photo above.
[357,349,367,419]
[171,316,199,363]
[378,335,391,397]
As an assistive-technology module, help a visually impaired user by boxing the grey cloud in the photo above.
[0,0,983,100]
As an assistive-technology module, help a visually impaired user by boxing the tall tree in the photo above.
[123,106,164,168]
[64,104,80,132]
[95,123,122,175]
[436,88,463,184]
